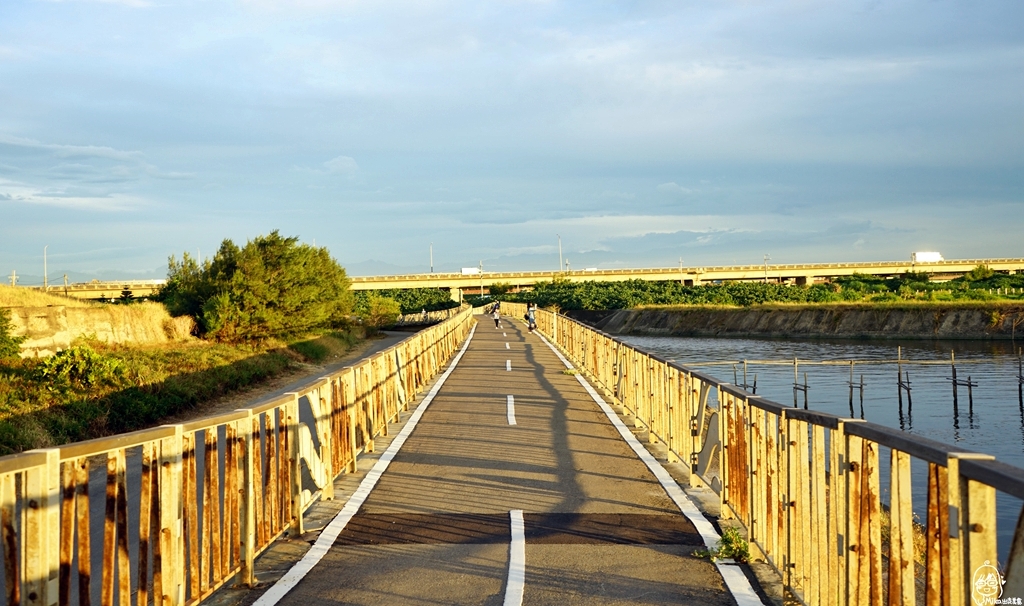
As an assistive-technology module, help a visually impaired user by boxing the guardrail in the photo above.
[350,257,1024,285]
[0,306,475,606]
[501,301,1024,605]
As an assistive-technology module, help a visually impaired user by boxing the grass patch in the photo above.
[288,328,364,364]
[561,368,579,375]
[0,284,99,308]
[0,325,369,454]
[694,526,750,563]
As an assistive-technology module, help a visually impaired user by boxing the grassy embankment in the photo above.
[0,286,368,454]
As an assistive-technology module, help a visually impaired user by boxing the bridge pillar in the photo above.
[449,287,462,303]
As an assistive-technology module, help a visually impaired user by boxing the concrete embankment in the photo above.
[6,302,194,357]
[565,306,1024,340]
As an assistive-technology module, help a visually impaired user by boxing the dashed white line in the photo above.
[503,509,525,606]
[506,359,511,371]
[506,395,516,425]
[534,332,766,606]
[503,332,507,337]
[250,326,478,606]
[506,343,510,349]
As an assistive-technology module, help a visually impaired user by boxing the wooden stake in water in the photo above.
[1017,347,1023,410]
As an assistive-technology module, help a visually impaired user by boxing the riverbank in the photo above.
[567,303,1024,340]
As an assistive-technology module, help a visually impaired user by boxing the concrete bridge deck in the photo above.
[238,317,758,606]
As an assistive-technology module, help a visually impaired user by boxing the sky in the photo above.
[1,0,1022,282]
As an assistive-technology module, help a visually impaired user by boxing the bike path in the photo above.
[263,318,744,605]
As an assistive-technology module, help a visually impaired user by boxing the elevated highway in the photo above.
[350,257,1024,297]
[21,257,1024,301]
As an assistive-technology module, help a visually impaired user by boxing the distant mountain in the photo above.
[5,268,165,287]
[343,259,426,276]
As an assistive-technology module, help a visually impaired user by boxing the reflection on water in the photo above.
[619,334,1024,560]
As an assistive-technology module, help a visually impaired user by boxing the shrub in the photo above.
[159,231,354,342]
[359,295,401,329]
[0,309,25,360]
[36,346,128,389]
[965,265,995,282]
[353,288,458,314]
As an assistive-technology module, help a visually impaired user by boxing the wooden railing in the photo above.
[0,306,475,606]
[503,302,1024,605]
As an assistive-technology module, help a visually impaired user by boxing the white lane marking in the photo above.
[506,395,516,425]
[503,332,507,337]
[506,359,511,371]
[505,343,510,350]
[503,509,525,606]
[252,325,478,606]
[535,333,765,606]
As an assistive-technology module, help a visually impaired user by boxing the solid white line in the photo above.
[506,359,511,371]
[534,333,765,606]
[251,324,479,606]
[505,343,510,350]
[506,395,516,425]
[503,509,525,606]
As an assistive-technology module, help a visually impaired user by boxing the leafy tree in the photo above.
[159,231,354,342]
[488,282,513,297]
[965,265,995,282]
[0,309,26,360]
[353,288,458,315]
[359,294,401,329]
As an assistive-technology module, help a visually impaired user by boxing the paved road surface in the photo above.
[264,318,740,605]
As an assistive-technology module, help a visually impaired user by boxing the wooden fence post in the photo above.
[236,410,257,587]
[947,453,996,605]
[315,380,335,501]
[285,393,304,536]
[159,424,185,606]
[21,449,59,606]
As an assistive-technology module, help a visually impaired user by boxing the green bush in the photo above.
[0,309,25,360]
[357,294,401,328]
[353,288,458,315]
[36,346,128,389]
[159,231,354,342]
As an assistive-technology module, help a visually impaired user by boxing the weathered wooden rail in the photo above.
[0,306,475,606]
[503,301,1024,605]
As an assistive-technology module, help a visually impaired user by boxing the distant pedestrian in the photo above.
[492,308,501,328]
[527,304,537,332]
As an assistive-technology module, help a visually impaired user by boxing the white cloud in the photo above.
[657,182,693,195]
[324,155,359,175]
[0,181,146,211]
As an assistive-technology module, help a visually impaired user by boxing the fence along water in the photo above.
[502,302,1024,605]
[0,305,475,606]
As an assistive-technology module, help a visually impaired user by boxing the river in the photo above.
[619,335,1024,560]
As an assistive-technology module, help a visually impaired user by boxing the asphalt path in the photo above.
[265,319,736,606]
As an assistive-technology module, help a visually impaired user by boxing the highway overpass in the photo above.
[349,257,1024,298]
[20,257,1024,300]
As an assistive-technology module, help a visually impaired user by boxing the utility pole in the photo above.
[63,274,68,297]
[8,270,16,287]
[763,254,771,284]
[479,260,483,297]
[557,235,563,273]
[430,243,434,273]
[565,259,570,273]
[679,257,684,284]
[43,245,48,291]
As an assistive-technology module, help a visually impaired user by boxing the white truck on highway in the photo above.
[911,251,944,263]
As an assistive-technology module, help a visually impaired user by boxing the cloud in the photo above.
[657,182,693,195]
[324,155,359,175]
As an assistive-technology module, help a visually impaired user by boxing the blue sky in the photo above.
[1,0,1022,282]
